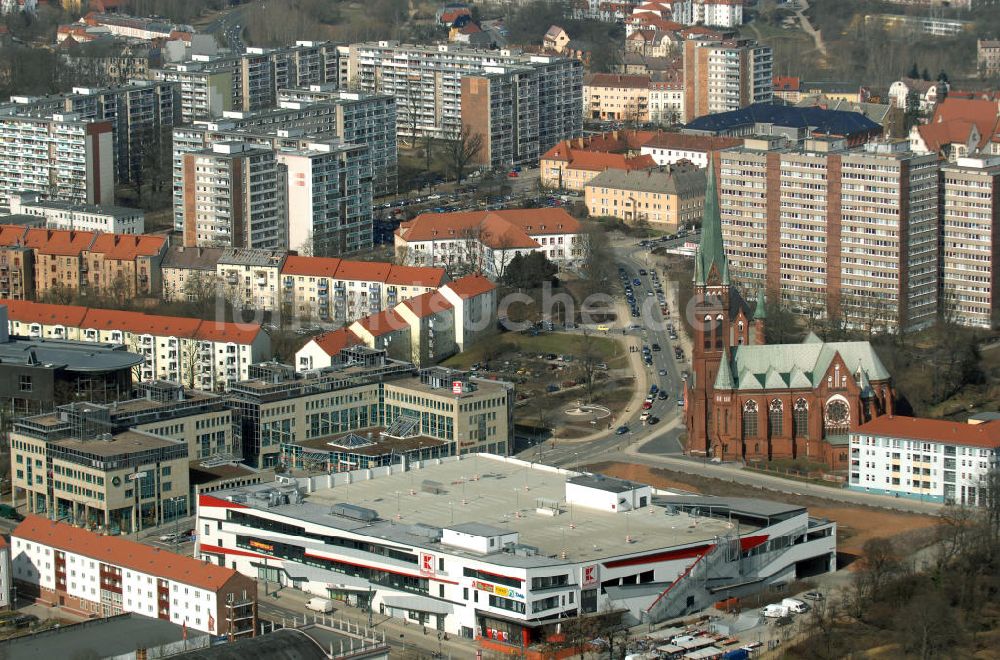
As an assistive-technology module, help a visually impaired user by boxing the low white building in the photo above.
[0,538,9,610]
[11,516,256,636]
[849,416,1000,506]
[196,455,836,647]
[395,209,585,279]
[5,192,144,234]
[639,133,743,168]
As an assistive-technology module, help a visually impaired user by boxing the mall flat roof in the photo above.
[210,455,752,568]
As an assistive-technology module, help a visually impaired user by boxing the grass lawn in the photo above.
[443,331,626,369]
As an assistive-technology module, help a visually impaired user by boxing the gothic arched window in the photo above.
[742,400,759,439]
[793,398,809,438]
[768,399,783,437]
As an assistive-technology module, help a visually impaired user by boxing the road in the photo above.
[201,4,250,52]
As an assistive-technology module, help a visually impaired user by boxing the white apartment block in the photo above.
[674,0,743,27]
[12,517,256,636]
[0,112,114,206]
[849,416,1000,506]
[719,137,939,333]
[151,62,236,123]
[683,39,772,121]
[216,248,286,313]
[197,456,836,639]
[2,81,180,185]
[648,82,684,125]
[6,192,144,234]
[3,300,271,390]
[278,141,373,256]
[276,88,398,197]
[181,142,285,250]
[941,157,1000,329]
[347,41,582,151]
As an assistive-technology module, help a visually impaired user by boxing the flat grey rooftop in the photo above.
[0,613,204,660]
[568,473,643,494]
[214,456,750,568]
[0,337,144,372]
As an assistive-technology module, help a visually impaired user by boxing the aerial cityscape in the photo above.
[0,0,996,657]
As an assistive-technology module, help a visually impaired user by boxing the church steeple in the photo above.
[694,161,729,287]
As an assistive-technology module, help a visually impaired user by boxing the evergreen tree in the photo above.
[908,62,919,79]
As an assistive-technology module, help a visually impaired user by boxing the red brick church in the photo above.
[684,166,896,469]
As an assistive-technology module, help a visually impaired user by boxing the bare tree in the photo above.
[446,125,484,184]
[577,330,601,402]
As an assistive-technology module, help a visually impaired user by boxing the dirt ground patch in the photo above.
[585,461,938,558]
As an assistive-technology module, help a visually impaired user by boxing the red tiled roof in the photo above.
[541,146,657,172]
[641,132,742,151]
[584,73,651,89]
[634,16,683,31]
[88,234,166,260]
[23,228,97,256]
[13,516,241,591]
[352,309,409,337]
[856,416,1000,449]
[194,320,263,345]
[400,291,453,319]
[1,300,88,327]
[398,209,581,247]
[444,273,496,300]
[385,265,448,287]
[311,327,362,356]
[916,120,979,154]
[281,255,343,278]
[0,226,29,246]
[773,76,800,92]
[929,97,1000,150]
[333,260,392,282]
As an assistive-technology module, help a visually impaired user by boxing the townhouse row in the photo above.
[2,299,270,390]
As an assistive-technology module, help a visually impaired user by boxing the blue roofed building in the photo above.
[682,103,884,146]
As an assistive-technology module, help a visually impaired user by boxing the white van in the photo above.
[782,597,809,613]
[306,597,335,613]
[762,603,789,618]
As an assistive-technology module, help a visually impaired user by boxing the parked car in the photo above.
[647,416,660,425]
[802,591,824,601]
[615,426,630,435]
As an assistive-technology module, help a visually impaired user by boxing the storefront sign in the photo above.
[581,564,599,588]
[249,540,274,552]
[474,580,524,600]
[420,552,435,576]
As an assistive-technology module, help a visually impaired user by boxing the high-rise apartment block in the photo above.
[2,81,180,185]
[683,38,773,121]
[940,156,1000,329]
[181,142,284,250]
[348,42,582,168]
[719,137,939,332]
[277,141,373,255]
[0,112,114,206]
[151,41,341,123]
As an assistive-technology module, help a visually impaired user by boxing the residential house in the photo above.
[540,141,657,191]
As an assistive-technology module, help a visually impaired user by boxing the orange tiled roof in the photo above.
[280,255,343,278]
[194,320,263,345]
[773,76,800,92]
[929,97,1000,150]
[542,147,657,173]
[333,260,392,282]
[641,132,742,151]
[312,327,362,356]
[400,291,453,319]
[82,307,202,338]
[445,273,496,300]
[385,265,448,287]
[584,73,651,89]
[1,299,88,327]
[353,309,408,337]
[88,234,166,260]
[857,416,1000,449]
[916,120,979,154]
[13,516,241,591]
[398,209,581,247]
[0,226,29,246]
[22,228,97,256]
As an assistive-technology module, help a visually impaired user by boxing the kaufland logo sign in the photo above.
[581,564,598,588]
[420,552,435,576]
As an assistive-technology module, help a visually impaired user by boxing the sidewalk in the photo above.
[259,585,479,659]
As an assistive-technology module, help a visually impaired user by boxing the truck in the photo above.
[781,597,809,613]
[762,603,789,618]
[306,597,335,613]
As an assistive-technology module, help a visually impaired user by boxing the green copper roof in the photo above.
[714,347,735,390]
[753,288,766,320]
[694,164,729,286]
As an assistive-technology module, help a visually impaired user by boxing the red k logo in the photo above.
[420,552,435,575]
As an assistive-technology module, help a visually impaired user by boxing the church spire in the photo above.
[694,160,729,287]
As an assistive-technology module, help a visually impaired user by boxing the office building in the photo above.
[229,356,512,468]
[196,455,836,644]
[718,137,940,332]
[682,38,772,121]
[6,192,144,234]
[940,157,1000,328]
[181,142,285,250]
[277,88,399,197]
[585,164,706,231]
[12,517,256,636]
[849,416,1000,506]
[347,42,582,161]
[2,81,180,185]
[395,209,585,279]
[3,300,271,390]
[0,112,114,206]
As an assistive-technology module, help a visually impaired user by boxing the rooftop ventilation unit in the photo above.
[330,502,379,522]
[421,480,446,495]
